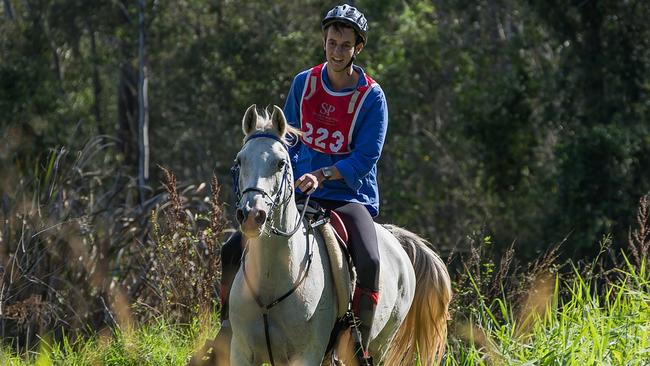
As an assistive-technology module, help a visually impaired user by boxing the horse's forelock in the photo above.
[283,125,302,145]
[243,107,301,146]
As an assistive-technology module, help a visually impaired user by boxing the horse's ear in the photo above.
[242,104,259,135]
[271,105,287,137]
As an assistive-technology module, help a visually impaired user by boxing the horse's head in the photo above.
[232,105,294,238]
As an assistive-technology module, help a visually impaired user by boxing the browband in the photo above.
[244,133,287,148]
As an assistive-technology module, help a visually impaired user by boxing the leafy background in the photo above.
[1,0,649,363]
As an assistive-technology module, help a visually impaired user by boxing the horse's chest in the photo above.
[230,275,335,361]
[232,299,321,362]
[232,293,314,332]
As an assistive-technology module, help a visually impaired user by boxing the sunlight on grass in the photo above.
[1,261,648,365]
[446,257,650,365]
[1,312,219,366]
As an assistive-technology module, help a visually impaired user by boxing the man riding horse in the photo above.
[219,4,387,364]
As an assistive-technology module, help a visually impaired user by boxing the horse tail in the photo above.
[382,224,452,366]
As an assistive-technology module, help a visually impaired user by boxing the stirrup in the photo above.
[346,311,374,366]
[357,353,374,366]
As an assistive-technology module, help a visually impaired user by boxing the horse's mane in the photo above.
[244,107,302,146]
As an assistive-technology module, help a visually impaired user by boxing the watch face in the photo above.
[322,167,332,179]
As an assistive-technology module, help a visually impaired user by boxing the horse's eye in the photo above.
[277,160,286,169]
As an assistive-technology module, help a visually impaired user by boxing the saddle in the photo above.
[297,200,349,244]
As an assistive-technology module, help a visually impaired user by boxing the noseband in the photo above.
[231,133,310,237]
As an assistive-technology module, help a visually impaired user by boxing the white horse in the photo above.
[228,105,451,365]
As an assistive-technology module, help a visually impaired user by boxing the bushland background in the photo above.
[1,0,649,364]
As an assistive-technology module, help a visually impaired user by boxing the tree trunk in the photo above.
[580,1,604,125]
[88,19,104,135]
[118,63,138,169]
[137,0,149,206]
[3,0,14,20]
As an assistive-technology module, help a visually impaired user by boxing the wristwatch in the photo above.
[321,166,334,180]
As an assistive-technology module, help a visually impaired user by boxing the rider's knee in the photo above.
[356,253,380,290]
[362,253,380,273]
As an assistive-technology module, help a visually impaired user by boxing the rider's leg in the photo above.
[316,200,380,358]
[339,205,380,357]
[220,231,243,324]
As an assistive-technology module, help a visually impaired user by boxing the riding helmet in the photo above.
[322,4,368,44]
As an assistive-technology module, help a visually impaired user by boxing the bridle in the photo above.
[230,132,317,365]
[230,132,311,237]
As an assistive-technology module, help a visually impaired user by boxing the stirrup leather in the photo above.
[345,311,374,366]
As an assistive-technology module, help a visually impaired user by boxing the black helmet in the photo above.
[322,4,368,44]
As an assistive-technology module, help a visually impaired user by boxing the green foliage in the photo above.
[2,0,650,258]
[2,0,650,361]
[444,258,650,365]
[555,124,646,254]
[0,313,219,366]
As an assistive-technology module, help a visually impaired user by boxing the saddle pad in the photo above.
[319,223,352,318]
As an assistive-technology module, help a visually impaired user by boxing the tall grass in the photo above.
[2,137,648,365]
[0,312,220,366]
[1,137,228,362]
[445,257,649,365]
[443,193,650,365]
[1,256,647,365]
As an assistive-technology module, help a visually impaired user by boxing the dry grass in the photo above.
[0,139,229,356]
[628,193,649,268]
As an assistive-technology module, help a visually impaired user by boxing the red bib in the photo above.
[300,63,376,154]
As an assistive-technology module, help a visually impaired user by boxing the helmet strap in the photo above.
[345,54,356,70]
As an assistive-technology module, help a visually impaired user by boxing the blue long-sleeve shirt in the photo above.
[283,63,388,217]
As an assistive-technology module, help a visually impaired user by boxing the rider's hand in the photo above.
[295,170,325,194]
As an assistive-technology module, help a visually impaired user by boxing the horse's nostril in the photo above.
[236,209,245,224]
[254,210,267,225]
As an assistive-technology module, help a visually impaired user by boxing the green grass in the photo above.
[444,258,650,365]
[2,262,648,365]
[1,313,219,366]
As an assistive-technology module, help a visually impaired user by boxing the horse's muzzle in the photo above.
[237,206,267,236]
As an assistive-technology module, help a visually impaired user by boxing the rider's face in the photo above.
[324,26,362,72]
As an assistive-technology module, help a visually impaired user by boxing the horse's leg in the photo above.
[186,324,231,366]
[213,325,232,365]
[291,347,330,366]
[331,329,360,366]
[230,339,254,366]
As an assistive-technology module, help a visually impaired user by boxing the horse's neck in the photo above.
[245,200,307,297]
